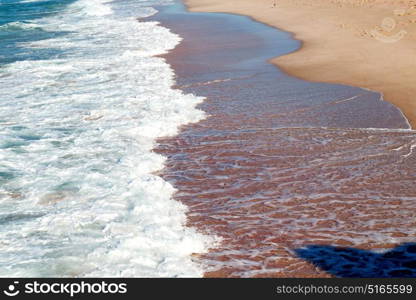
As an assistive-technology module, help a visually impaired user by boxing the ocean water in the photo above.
[0,0,213,277]
[155,6,416,277]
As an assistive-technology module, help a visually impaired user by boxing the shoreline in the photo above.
[184,0,416,129]
[154,2,416,277]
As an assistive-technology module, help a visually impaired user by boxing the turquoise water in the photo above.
[0,0,76,65]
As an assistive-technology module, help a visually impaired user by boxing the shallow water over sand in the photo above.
[154,2,416,277]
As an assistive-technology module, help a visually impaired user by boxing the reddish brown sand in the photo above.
[154,3,416,277]
[159,127,416,277]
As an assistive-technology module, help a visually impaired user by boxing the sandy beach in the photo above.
[185,0,416,128]
[155,2,416,277]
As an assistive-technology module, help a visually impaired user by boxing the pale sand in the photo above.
[184,0,416,128]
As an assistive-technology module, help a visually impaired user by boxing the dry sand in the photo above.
[184,0,416,128]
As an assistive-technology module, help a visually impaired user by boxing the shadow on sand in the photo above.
[294,243,416,277]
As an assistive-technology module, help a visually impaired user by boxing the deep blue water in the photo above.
[0,0,76,65]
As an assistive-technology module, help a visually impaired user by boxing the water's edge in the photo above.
[153,1,416,277]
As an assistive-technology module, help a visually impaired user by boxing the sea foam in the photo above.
[0,0,213,277]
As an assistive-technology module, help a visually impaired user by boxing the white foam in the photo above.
[0,0,215,277]
[0,21,41,30]
[360,87,413,130]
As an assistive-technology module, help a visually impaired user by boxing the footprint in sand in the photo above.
[370,17,407,43]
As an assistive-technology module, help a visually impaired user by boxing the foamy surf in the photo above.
[0,0,214,277]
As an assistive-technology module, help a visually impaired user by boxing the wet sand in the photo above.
[185,0,416,129]
[153,2,416,277]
